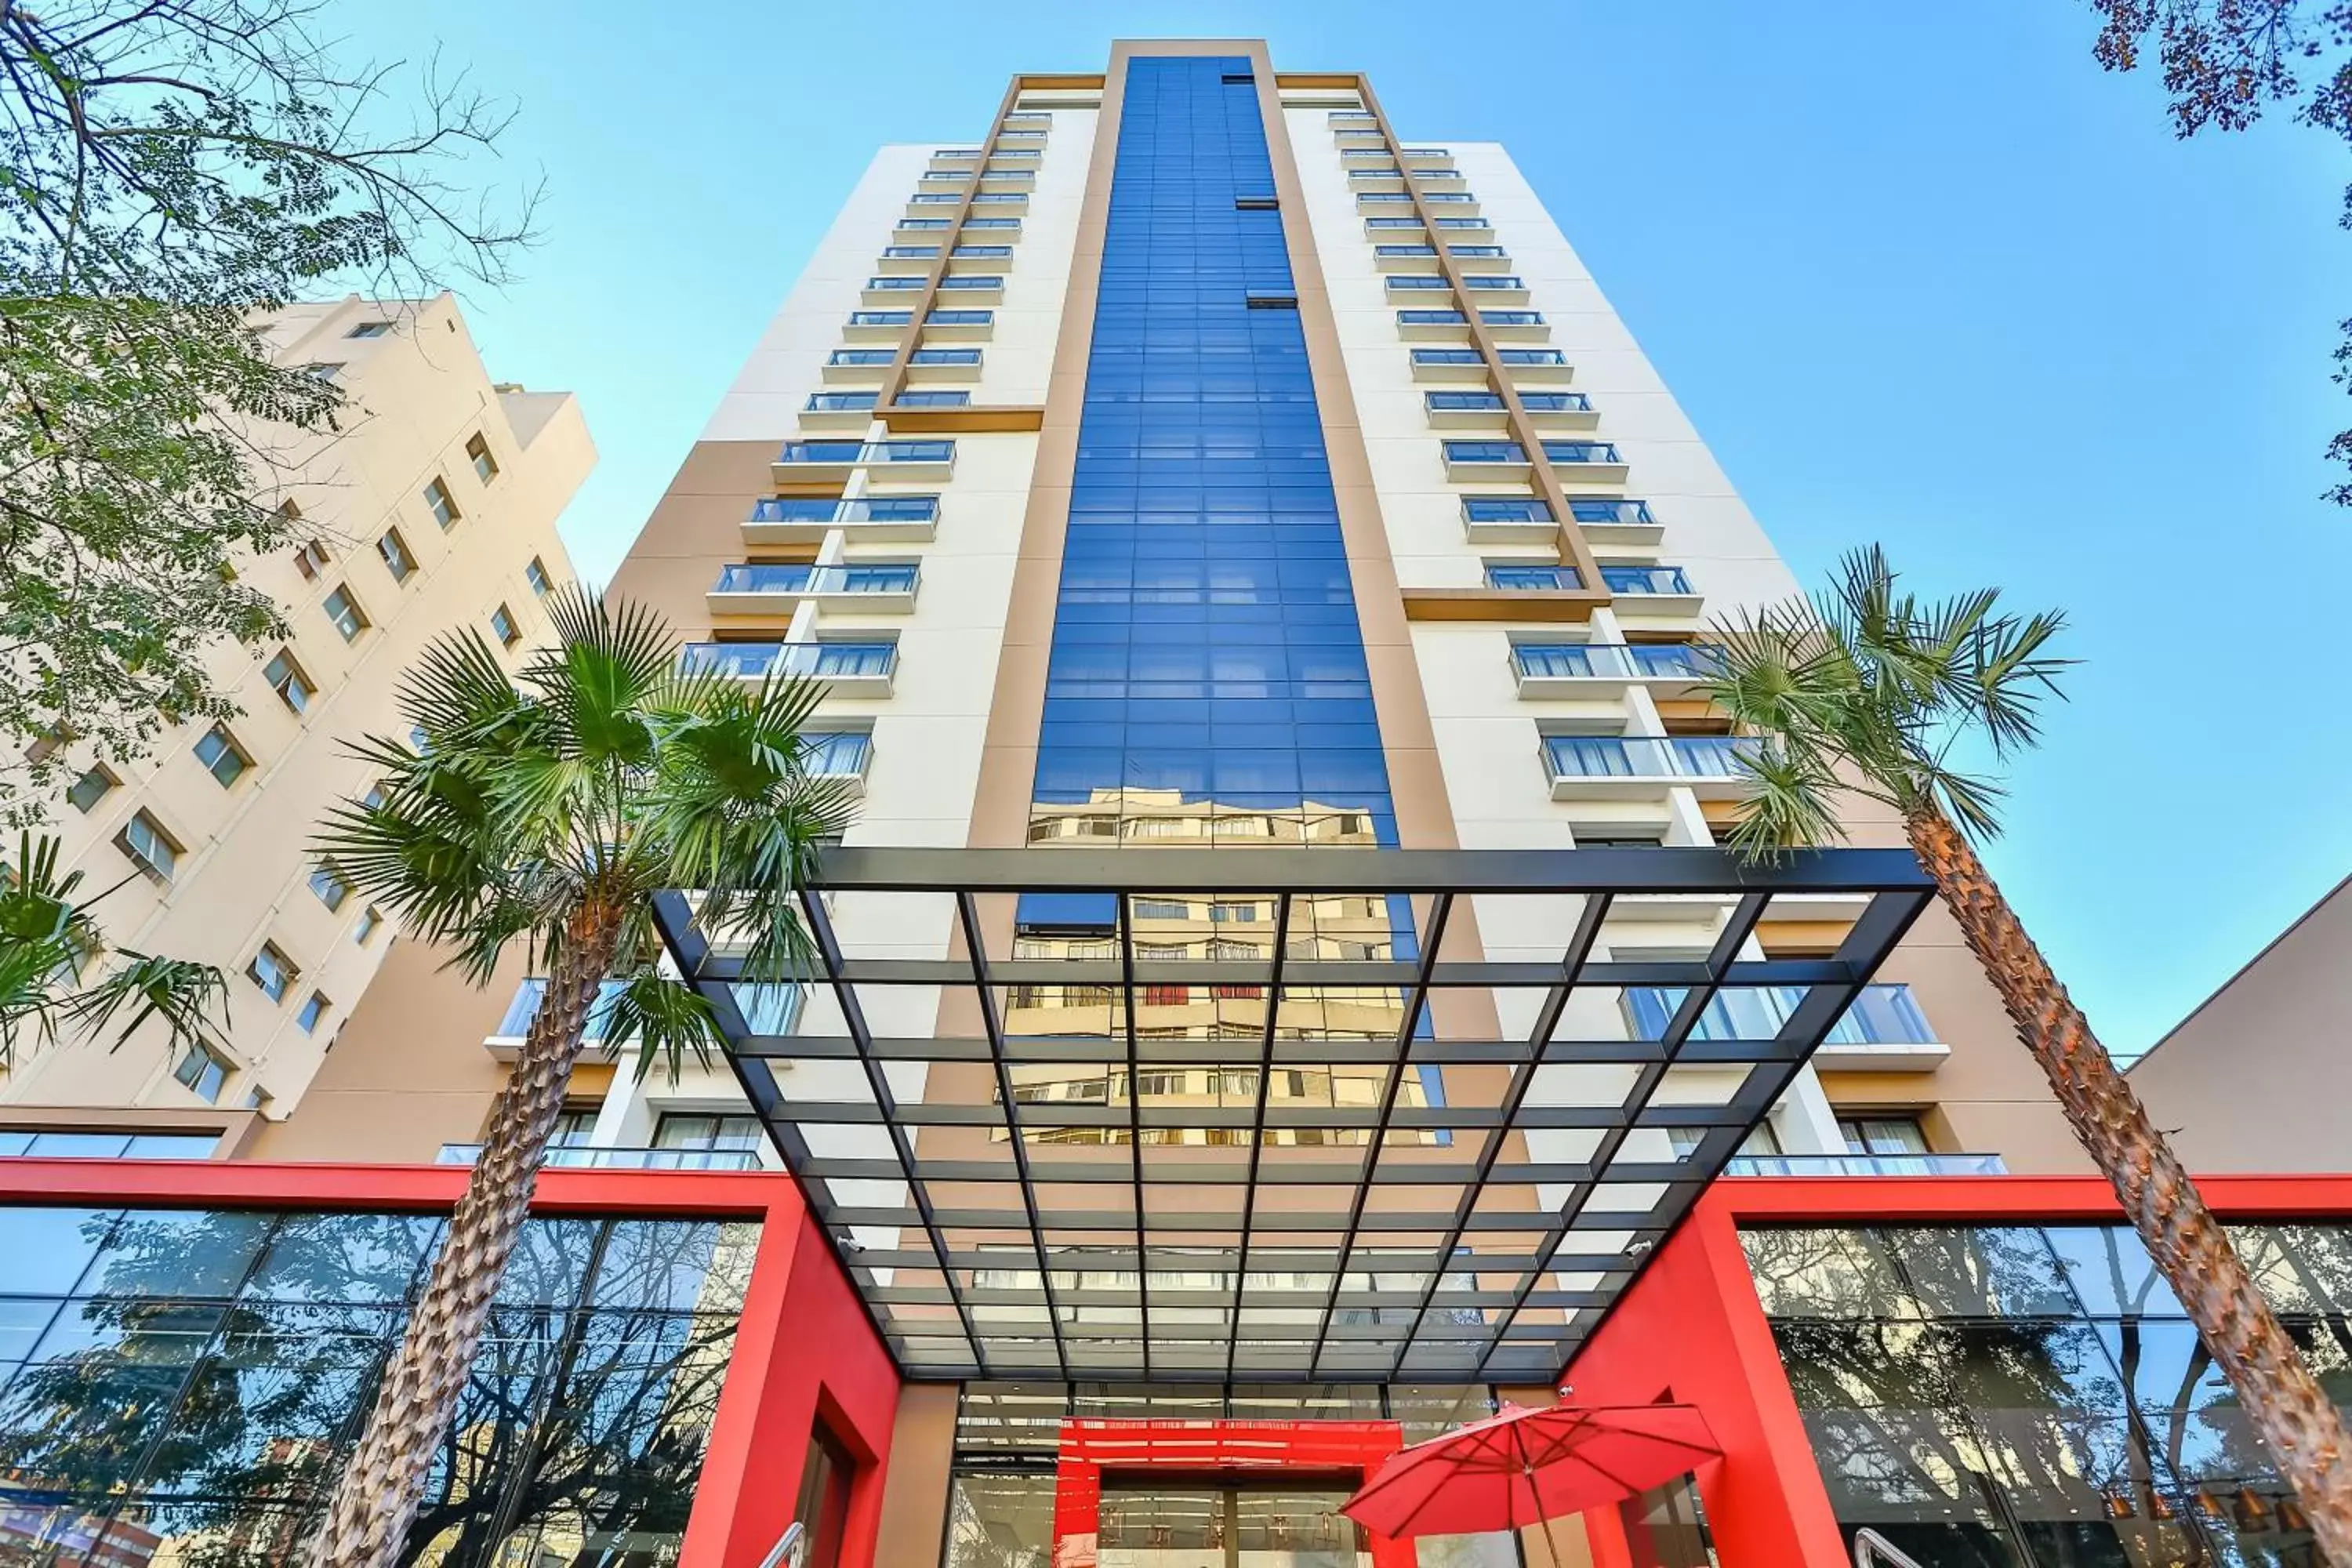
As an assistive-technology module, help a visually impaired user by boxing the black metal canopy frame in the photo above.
[652,844,1933,1388]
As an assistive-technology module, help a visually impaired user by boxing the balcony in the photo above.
[771,437,953,485]
[906,192,962,217]
[708,562,920,616]
[1385,274,1453,296]
[1373,243,1441,274]
[1542,440,1628,482]
[1363,216,1428,235]
[480,975,801,1060]
[1409,347,1492,383]
[1726,1153,2005,1177]
[906,346,984,383]
[800,390,878,430]
[1348,168,1407,193]
[949,242,1016,268]
[822,347,895,383]
[1623,982,1939,1062]
[1542,733,1751,800]
[681,640,899,695]
[745,495,939,545]
[861,275,928,303]
[1496,347,1572,383]
[893,216,953,236]
[1400,147,1455,171]
[875,245,938,274]
[1510,640,1727,699]
[1599,564,1700,615]
[844,309,912,342]
[967,191,1029,213]
[799,729,876,785]
[1441,439,1532,481]
[1566,497,1664,545]
[977,166,1036,191]
[959,216,1022,234]
[1461,495,1558,544]
[920,308,994,342]
[1423,390,1595,430]
[1461,274,1530,303]
[934,274,1006,303]
[438,1143,764,1172]
[1479,310,1548,342]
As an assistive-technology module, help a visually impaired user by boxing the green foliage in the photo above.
[2087,1,2352,502]
[1703,547,2071,858]
[0,829,231,1064]
[0,0,535,815]
[314,590,859,1081]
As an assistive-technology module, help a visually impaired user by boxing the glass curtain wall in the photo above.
[1744,1222,2352,1567]
[0,1205,756,1566]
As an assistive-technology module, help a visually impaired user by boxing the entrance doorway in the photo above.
[1099,1482,1369,1568]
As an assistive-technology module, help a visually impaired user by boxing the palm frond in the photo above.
[527,591,674,771]
[597,967,724,1085]
[67,952,233,1054]
[1716,738,1853,865]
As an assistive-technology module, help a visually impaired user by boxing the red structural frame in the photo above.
[5,1160,2350,1568]
[1051,1419,1413,1568]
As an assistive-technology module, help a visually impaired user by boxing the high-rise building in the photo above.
[0,45,2341,1568]
[5,293,590,1145]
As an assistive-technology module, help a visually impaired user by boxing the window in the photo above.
[465,433,499,484]
[489,604,521,648]
[24,729,66,764]
[292,540,331,580]
[245,942,298,1004]
[423,476,461,529]
[652,1113,763,1168]
[378,528,416,583]
[296,992,331,1033]
[347,320,394,338]
[322,586,368,642]
[408,724,430,756]
[263,649,315,714]
[1838,1116,1930,1156]
[301,362,343,382]
[194,726,250,788]
[310,863,350,911]
[118,810,180,881]
[525,557,554,597]
[550,1107,601,1148]
[353,906,384,945]
[65,765,117,814]
[172,1043,230,1102]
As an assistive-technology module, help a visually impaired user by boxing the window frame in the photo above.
[194,724,252,789]
[322,585,369,642]
[423,475,462,530]
[465,432,499,484]
[245,941,299,1004]
[117,809,181,882]
[377,528,417,583]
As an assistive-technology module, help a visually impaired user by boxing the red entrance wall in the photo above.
[0,1158,903,1568]
[1563,1172,2352,1568]
[1052,1420,1413,1568]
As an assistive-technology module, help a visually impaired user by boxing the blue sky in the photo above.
[333,0,2350,1056]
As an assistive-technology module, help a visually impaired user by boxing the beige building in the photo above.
[9,293,590,1149]
[2127,871,2352,1171]
[253,53,2092,1190]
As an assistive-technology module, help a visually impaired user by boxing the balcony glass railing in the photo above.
[681,641,899,680]
[1725,1153,2005,1178]
[1443,440,1529,463]
[961,216,1022,230]
[1463,275,1526,290]
[800,731,874,778]
[1521,393,1593,412]
[752,495,941,525]
[1462,497,1555,524]
[848,310,913,327]
[895,218,952,230]
[1376,244,1439,257]
[866,276,924,291]
[1490,568,1581,593]
[896,390,971,408]
[910,347,983,365]
[805,392,878,412]
[1599,564,1693,595]
[937,275,1004,291]
[1428,392,1506,412]
[776,439,953,466]
[969,193,1025,205]
[1450,244,1508,257]
[1433,216,1489,229]
[1622,982,1936,1046]
[439,1143,764,1172]
[1544,734,1748,779]
[880,245,940,259]
[492,977,803,1044]
[953,243,1014,258]
[1513,642,1726,679]
[1568,498,1656,526]
[1388,276,1450,290]
[828,349,894,367]
[1544,441,1622,465]
[1497,348,1567,365]
[1365,217,1427,230]
[713,564,920,596]
[924,309,993,325]
[1398,310,1468,325]
[1423,192,1477,203]
[1411,349,1483,365]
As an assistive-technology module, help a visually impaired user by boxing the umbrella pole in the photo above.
[1519,1438,1568,1568]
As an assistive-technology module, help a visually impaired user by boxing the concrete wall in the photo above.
[2128,874,2352,1171]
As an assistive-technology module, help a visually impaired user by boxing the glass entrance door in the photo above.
[1100,1485,1369,1568]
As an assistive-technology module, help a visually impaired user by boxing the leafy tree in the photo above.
[0,0,535,814]
[305,591,855,1566]
[2085,0,2352,503]
[1708,546,2352,1555]
[0,829,230,1062]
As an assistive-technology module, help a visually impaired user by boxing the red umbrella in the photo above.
[1341,1402,1721,1568]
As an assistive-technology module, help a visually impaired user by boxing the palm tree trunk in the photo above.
[302,895,626,1567]
[1904,804,2352,1555]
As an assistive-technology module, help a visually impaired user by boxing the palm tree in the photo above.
[302,590,857,1567]
[1707,546,2352,1553]
[0,830,231,1062]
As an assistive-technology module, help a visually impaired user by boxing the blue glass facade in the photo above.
[1027,56,1396,850]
